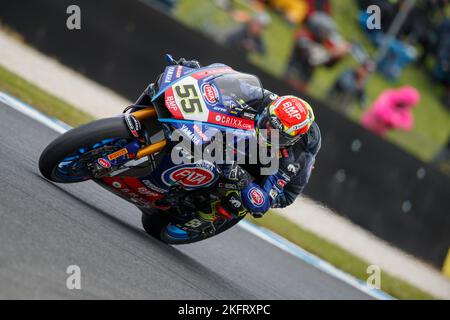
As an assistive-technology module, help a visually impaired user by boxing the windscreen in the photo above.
[211,73,264,111]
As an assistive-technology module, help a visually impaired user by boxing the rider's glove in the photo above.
[220,162,253,190]
[241,183,270,218]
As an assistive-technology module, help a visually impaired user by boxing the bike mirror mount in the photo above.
[165,54,177,65]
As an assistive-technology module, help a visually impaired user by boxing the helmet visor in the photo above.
[256,109,301,147]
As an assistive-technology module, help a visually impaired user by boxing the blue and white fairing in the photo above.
[134,63,263,193]
[152,63,263,129]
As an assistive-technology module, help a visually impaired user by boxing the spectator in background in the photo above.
[357,3,418,81]
[224,9,271,55]
[264,0,331,24]
[400,0,447,64]
[361,86,420,137]
[326,60,375,113]
[305,0,331,16]
[285,12,350,92]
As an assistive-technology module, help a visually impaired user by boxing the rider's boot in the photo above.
[197,200,220,222]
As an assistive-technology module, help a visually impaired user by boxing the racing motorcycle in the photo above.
[39,55,265,244]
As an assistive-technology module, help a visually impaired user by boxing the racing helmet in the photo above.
[256,95,315,147]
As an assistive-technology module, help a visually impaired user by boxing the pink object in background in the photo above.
[361,86,420,137]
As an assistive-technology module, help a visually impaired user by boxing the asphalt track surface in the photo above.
[0,101,372,299]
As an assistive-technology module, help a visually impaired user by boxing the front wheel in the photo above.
[39,117,134,183]
[141,209,245,245]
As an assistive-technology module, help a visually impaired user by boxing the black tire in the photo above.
[141,209,246,245]
[39,116,133,183]
[141,209,171,240]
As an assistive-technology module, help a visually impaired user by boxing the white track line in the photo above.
[0,92,394,300]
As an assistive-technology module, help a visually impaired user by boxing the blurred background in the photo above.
[0,0,449,298]
[163,0,450,171]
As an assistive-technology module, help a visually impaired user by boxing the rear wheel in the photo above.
[141,209,171,240]
[141,209,245,245]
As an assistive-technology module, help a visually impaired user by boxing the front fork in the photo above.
[130,107,167,159]
[94,107,167,173]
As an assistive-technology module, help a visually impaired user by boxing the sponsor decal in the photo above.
[107,148,128,161]
[97,158,111,168]
[112,181,122,189]
[289,122,307,132]
[141,179,168,194]
[166,96,178,111]
[201,83,218,105]
[175,66,183,79]
[269,93,278,101]
[193,124,208,141]
[211,106,228,113]
[229,197,242,209]
[137,187,162,202]
[102,177,157,209]
[230,107,244,116]
[136,187,160,198]
[248,187,264,207]
[164,87,183,118]
[270,116,284,130]
[162,165,216,188]
[164,66,176,84]
[276,179,287,188]
[122,177,165,203]
[184,218,203,228]
[208,112,254,130]
[243,112,256,120]
[124,114,141,138]
[280,99,306,120]
[287,164,298,175]
[180,124,201,145]
[218,182,239,190]
[269,188,278,200]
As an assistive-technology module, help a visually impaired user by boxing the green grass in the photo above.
[248,211,436,300]
[0,65,436,299]
[309,0,450,161]
[0,65,94,127]
[173,0,450,162]
[173,0,295,76]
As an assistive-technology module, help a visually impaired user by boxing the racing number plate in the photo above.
[169,77,209,122]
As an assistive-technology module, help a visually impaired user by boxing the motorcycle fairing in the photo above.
[101,153,221,207]
[100,65,262,208]
[152,63,235,102]
[153,64,259,130]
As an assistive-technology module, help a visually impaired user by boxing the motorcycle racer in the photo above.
[134,58,321,219]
